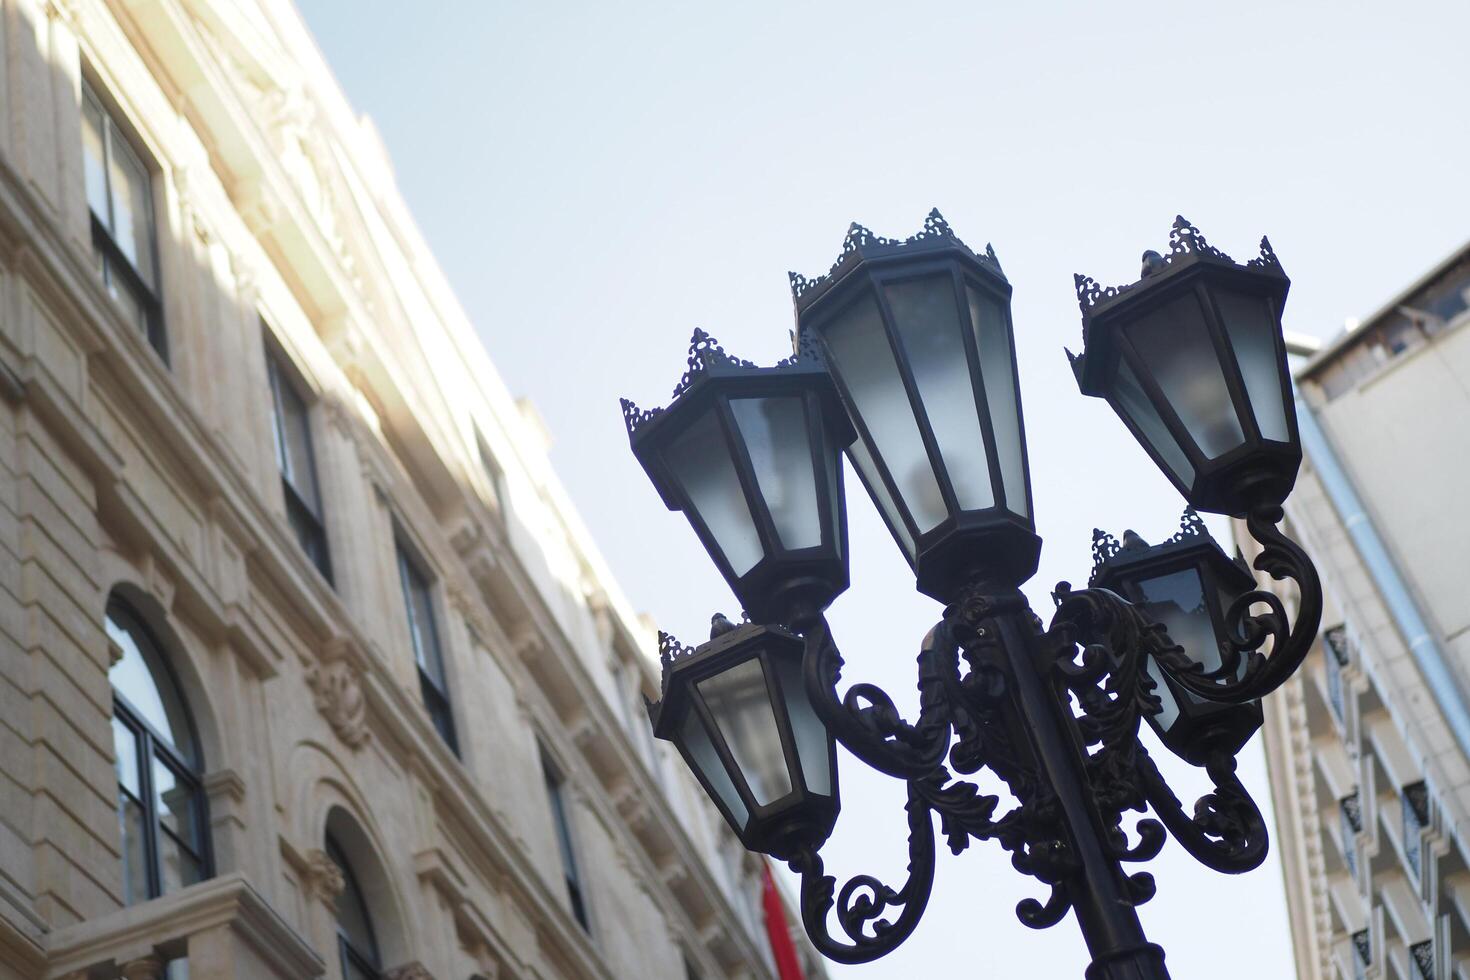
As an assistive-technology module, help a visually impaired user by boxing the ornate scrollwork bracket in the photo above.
[1154,504,1322,704]
[785,566,1278,962]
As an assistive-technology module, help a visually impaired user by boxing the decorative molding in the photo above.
[46,873,323,979]
[305,636,369,748]
[203,768,248,805]
[385,961,436,980]
[304,848,345,904]
[119,956,166,980]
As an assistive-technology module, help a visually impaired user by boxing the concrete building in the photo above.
[0,0,821,977]
[1244,241,1470,980]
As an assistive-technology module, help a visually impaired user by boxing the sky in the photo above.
[293,2,1470,976]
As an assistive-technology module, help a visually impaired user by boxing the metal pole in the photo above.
[991,596,1170,980]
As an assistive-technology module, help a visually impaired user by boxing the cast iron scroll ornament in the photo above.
[1145,504,1321,704]
[781,571,1281,965]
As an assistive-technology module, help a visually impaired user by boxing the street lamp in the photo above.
[622,212,1322,977]
[645,618,838,860]
[1088,509,1263,766]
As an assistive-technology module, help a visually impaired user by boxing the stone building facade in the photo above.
[1242,241,1470,979]
[0,0,819,977]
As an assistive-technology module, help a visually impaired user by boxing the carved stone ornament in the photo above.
[385,963,436,980]
[305,637,369,748]
[305,847,345,903]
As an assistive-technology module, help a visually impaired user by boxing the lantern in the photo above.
[791,210,1038,600]
[1090,510,1263,764]
[647,618,838,858]
[1070,217,1300,516]
[622,331,855,624]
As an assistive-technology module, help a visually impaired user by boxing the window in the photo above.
[1323,625,1349,720]
[266,345,332,583]
[541,748,588,930]
[81,80,164,356]
[326,833,382,980]
[1402,781,1429,880]
[475,429,508,518]
[107,600,210,904]
[396,543,457,754]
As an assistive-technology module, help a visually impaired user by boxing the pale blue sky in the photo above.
[295,2,1469,976]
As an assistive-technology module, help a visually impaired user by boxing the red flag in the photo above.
[761,860,806,980]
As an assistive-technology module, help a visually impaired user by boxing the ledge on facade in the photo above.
[44,873,323,979]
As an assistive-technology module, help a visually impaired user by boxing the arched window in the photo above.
[107,599,211,904]
[326,832,383,980]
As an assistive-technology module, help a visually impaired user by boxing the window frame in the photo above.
[395,539,458,756]
[265,341,333,584]
[325,832,384,980]
[81,78,166,359]
[107,602,213,905]
[540,745,589,931]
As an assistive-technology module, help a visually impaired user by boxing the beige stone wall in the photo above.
[1245,252,1470,979]
[0,0,821,977]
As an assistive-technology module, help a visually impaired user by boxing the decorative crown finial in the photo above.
[789,209,1003,304]
[1074,217,1285,316]
[658,630,696,685]
[1089,528,1121,585]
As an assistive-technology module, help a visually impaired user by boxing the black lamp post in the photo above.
[622,213,1322,978]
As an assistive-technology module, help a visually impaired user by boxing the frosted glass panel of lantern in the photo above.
[664,409,763,577]
[698,658,793,806]
[1144,657,1183,732]
[730,397,821,551]
[679,707,750,830]
[1127,294,1244,459]
[1216,289,1290,443]
[847,439,916,561]
[886,277,994,513]
[824,422,843,558]
[1133,568,1221,674]
[770,653,832,796]
[1112,359,1196,488]
[967,285,1027,518]
[822,294,948,533]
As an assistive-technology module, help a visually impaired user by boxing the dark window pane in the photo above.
[157,826,203,895]
[112,717,140,796]
[326,835,381,968]
[107,607,195,763]
[152,757,201,849]
[398,549,443,683]
[542,753,587,928]
[285,485,331,582]
[82,81,162,356]
[118,791,148,904]
[108,598,211,905]
[419,670,458,755]
[105,130,155,288]
[81,90,109,221]
[267,353,323,514]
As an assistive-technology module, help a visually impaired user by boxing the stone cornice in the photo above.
[45,873,323,978]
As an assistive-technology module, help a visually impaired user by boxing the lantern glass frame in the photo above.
[1071,220,1300,517]
[1090,514,1263,764]
[792,213,1040,599]
[647,624,839,859]
[623,335,856,623]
